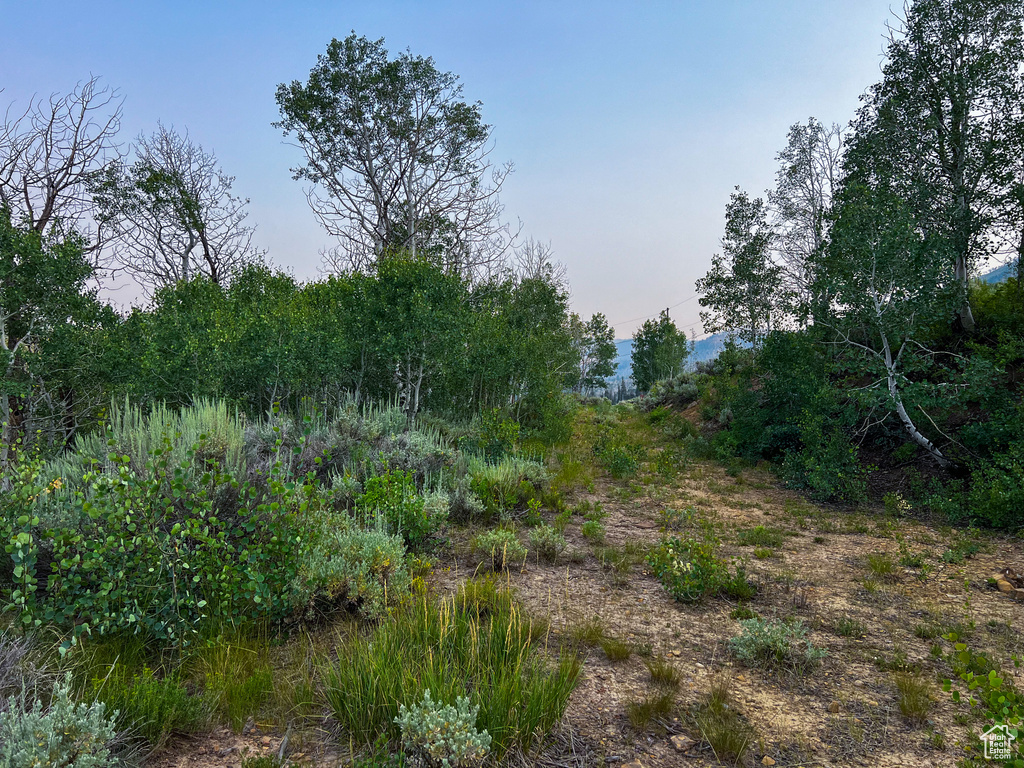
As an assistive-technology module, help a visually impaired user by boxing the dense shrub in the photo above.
[648,530,753,603]
[357,468,447,549]
[0,674,119,768]
[966,441,1024,528]
[395,690,491,768]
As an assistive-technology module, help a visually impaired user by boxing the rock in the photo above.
[261,736,272,747]
[853,679,865,687]
[762,757,776,766]
[828,700,840,713]
[242,716,256,734]
[670,734,696,752]
[622,761,645,768]
[217,747,236,757]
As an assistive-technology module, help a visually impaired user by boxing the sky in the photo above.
[0,0,900,338]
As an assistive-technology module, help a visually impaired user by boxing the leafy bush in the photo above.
[323,594,579,757]
[648,531,753,603]
[730,618,826,672]
[3,437,309,647]
[528,525,566,563]
[0,674,119,768]
[395,689,491,768]
[967,441,1024,528]
[358,468,445,549]
[476,410,520,461]
[473,530,526,571]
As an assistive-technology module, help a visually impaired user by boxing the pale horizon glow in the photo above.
[0,0,899,338]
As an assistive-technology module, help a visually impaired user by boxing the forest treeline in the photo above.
[681,0,1024,527]
[0,35,622,463]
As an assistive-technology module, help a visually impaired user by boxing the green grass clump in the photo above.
[835,617,866,638]
[91,666,207,748]
[599,637,632,662]
[730,606,758,621]
[322,594,579,757]
[194,637,275,732]
[692,675,756,764]
[894,672,933,723]
[736,526,785,548]
[646,659,681,689]
[625,693,675,731]
[730,618,826,673]
[566,616,606,647]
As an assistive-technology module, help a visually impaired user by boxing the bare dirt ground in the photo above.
[156,412,1022,768]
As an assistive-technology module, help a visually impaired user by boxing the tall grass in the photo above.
[322,592,579,757]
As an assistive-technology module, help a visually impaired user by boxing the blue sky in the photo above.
[1,0,898,337]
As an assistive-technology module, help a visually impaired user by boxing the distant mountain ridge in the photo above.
[981,259,1018,284]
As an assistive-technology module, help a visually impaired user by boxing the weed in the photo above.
[581,520,606,543]
[753,547,774,559]
[659,506,695,531]
[730,619,826,673]
[914,623,942,640]
[865,552,898,580]
[600,637,632,662]
[730,606,758,621]
[529,525,567,563]
[648,531,753,604]
[625,693,675,732]
[894,673,932,723]
[646,659,681,689]
[736,526,785,548]
[473,529,526,571]
[835,617,865,637]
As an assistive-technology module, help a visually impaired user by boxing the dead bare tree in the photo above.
[0,76,123,257]
[93,123,261,292]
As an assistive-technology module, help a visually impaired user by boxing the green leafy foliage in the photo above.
[648,530,753,603]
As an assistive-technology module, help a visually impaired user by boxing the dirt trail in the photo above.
[471,455,1024,768]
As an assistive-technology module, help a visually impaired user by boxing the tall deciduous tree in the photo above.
[769,118,843,316]
[92,124,261,292]
[631,310,688,393]
[846,0,1024,332]
[0,210,97,471]
[570,312,617,395]
[696,188,787,345]
[818,183,957,466]
[275,33,513,276]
